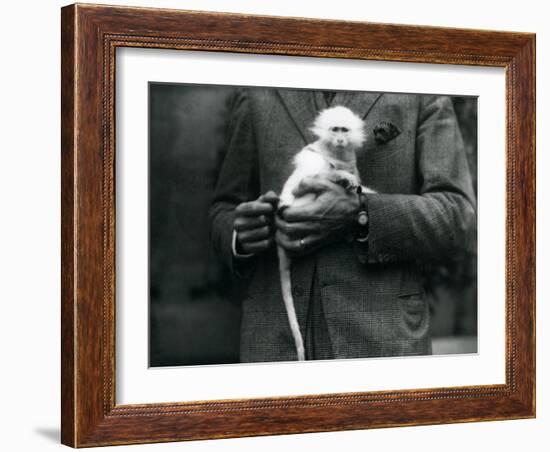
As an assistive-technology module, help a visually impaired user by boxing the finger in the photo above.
[241,238,274,254]
[238,225,271,243]
[293,234,326,256]
[280,204,319,222]
[282,193,348,222]
[275,231,316,255]
[277,229,329,255]
[258,191,279,206]
[234,215,268,231]
[235,201,275,217]
[275,216,321,239]
[292,177,334,198]
[275,230,299,253]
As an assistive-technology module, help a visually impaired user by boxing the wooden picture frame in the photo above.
[61,3,535,447]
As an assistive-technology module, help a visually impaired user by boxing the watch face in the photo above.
[358,211,368,226]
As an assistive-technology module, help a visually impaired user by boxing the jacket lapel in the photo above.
[275,89,321,145]
[313,91,330,110]
[276,89,384,143]
[334,91,384,120]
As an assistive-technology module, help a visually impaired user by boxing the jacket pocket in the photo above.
[398,266,429,336]
[398,264,425,297]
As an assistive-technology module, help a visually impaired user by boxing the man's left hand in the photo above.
[275,176,360,256]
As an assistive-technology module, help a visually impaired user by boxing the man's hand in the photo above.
[275,176,360,256]
[234,191,279,255]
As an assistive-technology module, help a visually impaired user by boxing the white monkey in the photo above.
[278,105,375,361]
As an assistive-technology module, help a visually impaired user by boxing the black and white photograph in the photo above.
[1,0,543,449]
[149,84,478,367]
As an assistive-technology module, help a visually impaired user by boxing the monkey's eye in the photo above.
[341,127,349,133]
[330,127,339,133]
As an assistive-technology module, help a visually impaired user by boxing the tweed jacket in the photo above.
[209,89,476,362]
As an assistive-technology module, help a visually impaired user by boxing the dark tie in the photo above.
[323,91,336,106]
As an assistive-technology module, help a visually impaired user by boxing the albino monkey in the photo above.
[278,105,375,361]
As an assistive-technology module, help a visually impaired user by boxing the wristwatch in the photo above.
[355,186,369,242]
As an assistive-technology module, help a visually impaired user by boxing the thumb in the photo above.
[259,190,279,206]
[292,176,332,198]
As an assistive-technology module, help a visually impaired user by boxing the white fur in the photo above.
[310,105,366,149]
[278,106,373,361]
[279,150,329,205]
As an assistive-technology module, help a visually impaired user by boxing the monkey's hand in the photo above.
[326,170,360,191]
[275,177,359,257]
[234,191,279,255]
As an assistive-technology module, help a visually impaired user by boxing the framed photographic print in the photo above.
[61,3,535,447]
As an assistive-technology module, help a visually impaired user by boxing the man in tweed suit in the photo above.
[209,88,476,362]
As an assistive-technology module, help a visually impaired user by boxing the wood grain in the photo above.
[61,3,536,447]
[60,5,76,446]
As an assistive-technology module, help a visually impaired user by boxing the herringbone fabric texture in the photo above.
[210,89,475,363]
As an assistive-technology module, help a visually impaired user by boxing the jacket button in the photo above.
[293,285,304,297]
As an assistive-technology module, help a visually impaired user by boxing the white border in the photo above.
[116,48,506,404]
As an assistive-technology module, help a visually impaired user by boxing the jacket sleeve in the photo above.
[208,89,259,277]
[364,95,477,264]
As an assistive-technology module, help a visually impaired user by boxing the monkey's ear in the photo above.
[349,126,367,149]
[309,126,326,140]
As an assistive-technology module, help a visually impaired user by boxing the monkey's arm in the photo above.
[209,89,259,277]
[363,96,476,264]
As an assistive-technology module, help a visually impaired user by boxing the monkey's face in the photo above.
[310,105,366,155]
[327,126,353,151]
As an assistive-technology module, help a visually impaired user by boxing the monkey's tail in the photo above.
[277,246,305,361]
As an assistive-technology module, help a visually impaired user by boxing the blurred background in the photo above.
[149,83,478,367]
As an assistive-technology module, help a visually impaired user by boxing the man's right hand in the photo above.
[234,191,279,255]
